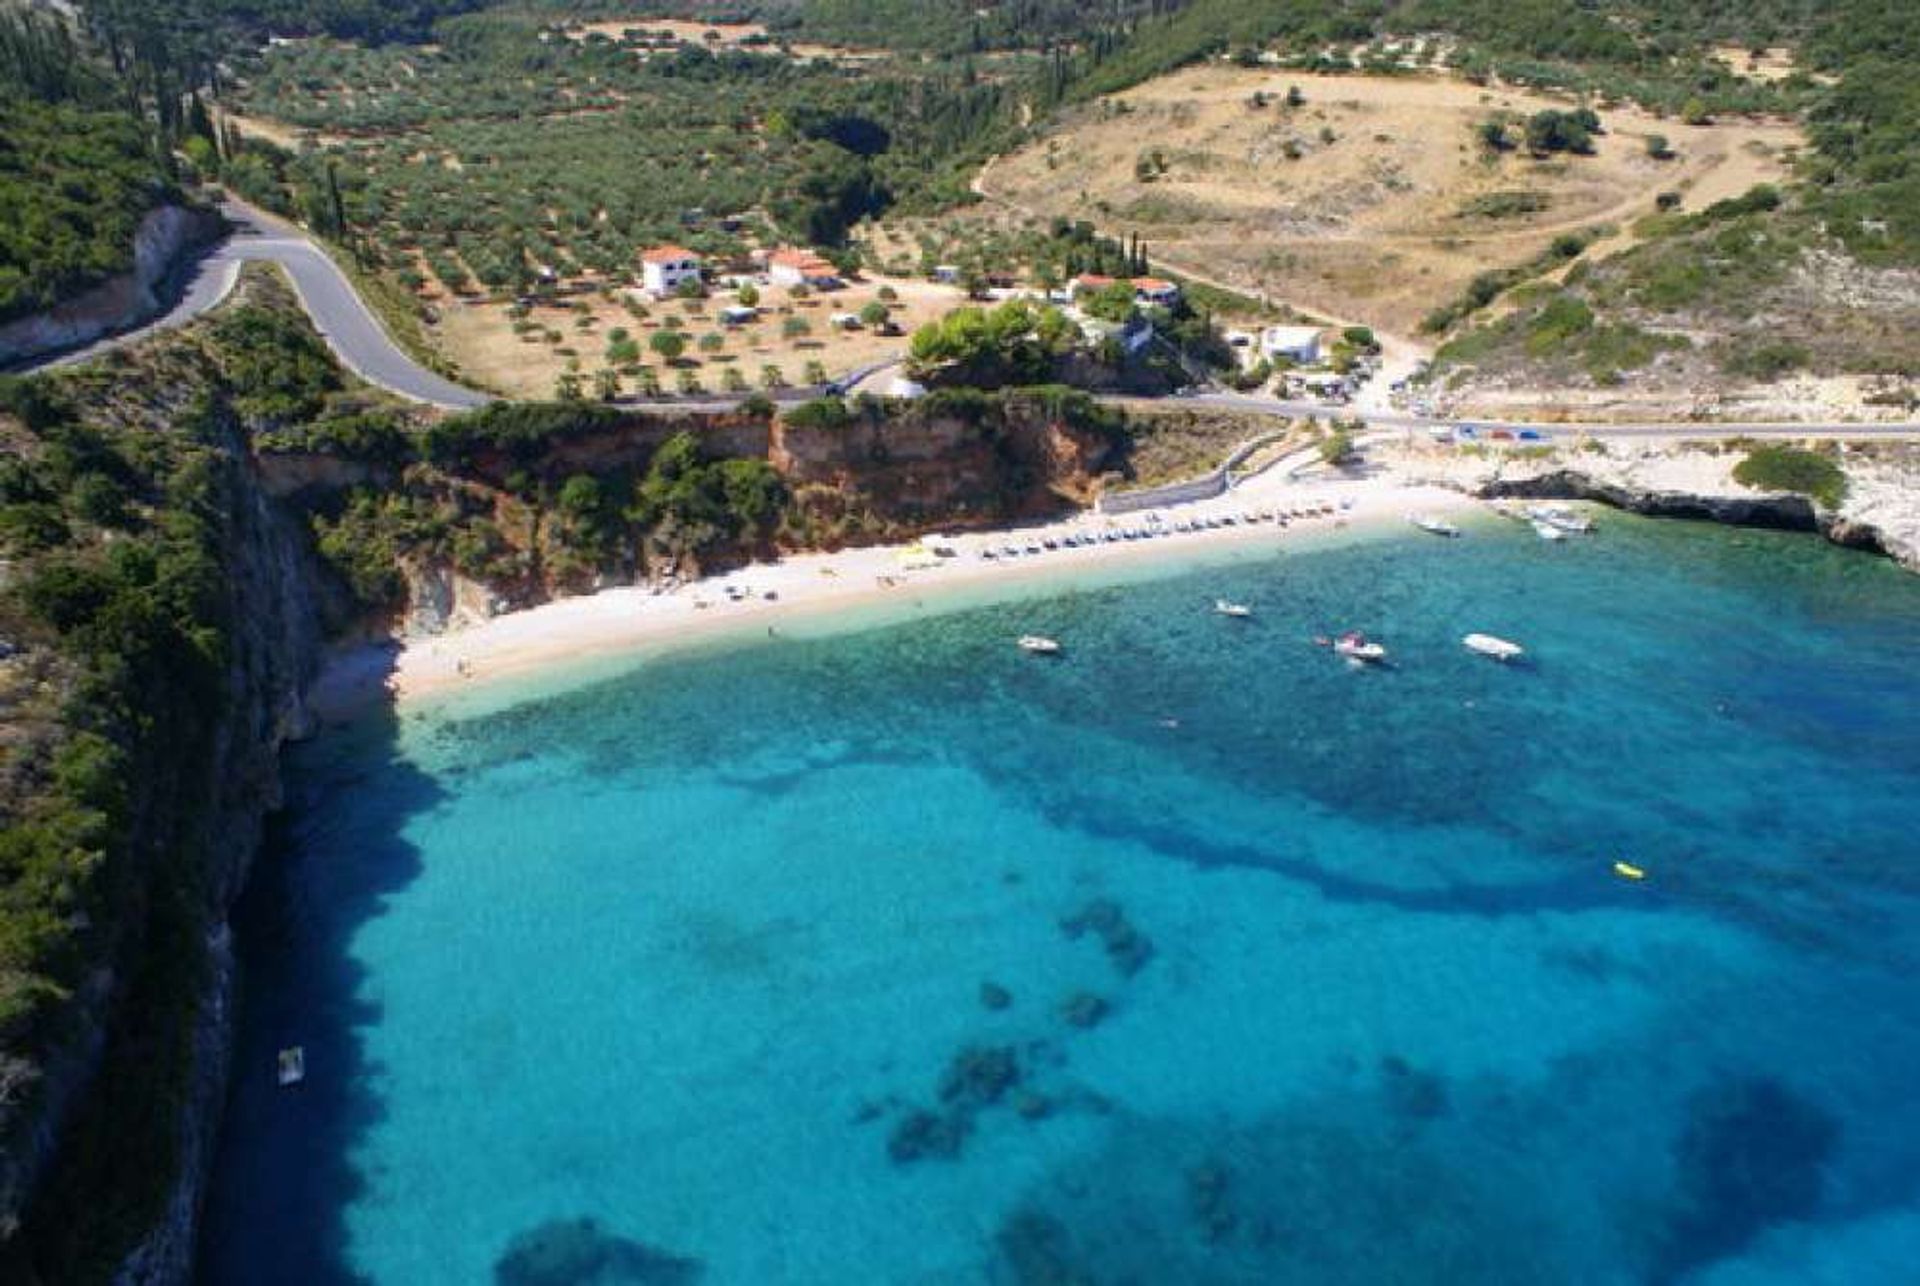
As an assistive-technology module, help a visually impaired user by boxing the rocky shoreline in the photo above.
[1386,439,1920,574]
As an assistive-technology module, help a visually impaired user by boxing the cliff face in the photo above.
[1,420,339,1285]
[107,439,339,1286]
[0,206,225,366]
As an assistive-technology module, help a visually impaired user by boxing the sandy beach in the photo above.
[310,462,1477,719]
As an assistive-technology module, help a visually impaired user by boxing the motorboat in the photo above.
[1409,514,1461,537]
[1462,633,1525,662]
[1331,631,1388,664]
[1017,635,1062,655]
[278,1046,306,1087]
[1532,520,1568,542]
[1613,860,1646,882]
[1215,600,1253,618]
[1527,504,1594,534]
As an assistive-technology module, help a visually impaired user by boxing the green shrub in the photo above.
[1732,446,1847,507]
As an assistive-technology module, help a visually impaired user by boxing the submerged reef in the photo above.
[494,1217,701,1286]
[1652,1076,1839,1283]
[1060,898,1156,977]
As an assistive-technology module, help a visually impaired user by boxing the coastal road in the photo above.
[18,203,1920,437]
[24,199,493,411]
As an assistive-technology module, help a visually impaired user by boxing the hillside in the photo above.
[980,64,1801,338]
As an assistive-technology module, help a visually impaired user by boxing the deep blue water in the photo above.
[202,515,1920,1285]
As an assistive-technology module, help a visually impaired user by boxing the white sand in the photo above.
[311,465,1474,719]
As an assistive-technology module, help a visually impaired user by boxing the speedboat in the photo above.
[1463,633,1525,662]
[1532,520,1568,542]
[1215,600,1252,618]
[1613,860,1646,882]
[1528,504,1593,534]
[278,1046,306,1087]
[1017,635,1062,655]
[1330,631,1388,664]
[1409,514,1461,538]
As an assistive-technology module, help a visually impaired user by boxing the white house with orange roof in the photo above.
[639,244,703,297]
[1130,276,1180,307]
[767,247,841,290]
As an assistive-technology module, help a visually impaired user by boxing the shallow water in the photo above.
[202,516,1920,1285]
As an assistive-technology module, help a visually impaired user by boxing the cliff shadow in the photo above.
[197,687,441,1286]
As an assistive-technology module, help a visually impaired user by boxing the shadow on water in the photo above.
[196,695,440,1286]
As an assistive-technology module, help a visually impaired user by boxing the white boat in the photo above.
[1527,505,1593,534]
[1532,520,1568,542]
[1463,633,1525,662]
[1214,599,1253,618]
[1408,513,1461,538]
[1331,631,1388,663]
[277,1046,306,1087]
[1017,635,1061,655]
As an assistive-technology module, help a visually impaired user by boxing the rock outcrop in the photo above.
[0,205,225,366]
[1395,440,1920,574]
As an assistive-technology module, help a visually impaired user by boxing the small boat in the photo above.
[1214,599,1252,618]
[1613,860,1646,882]
[1409,514,1461,538]
[1528,505,1594,534]
[1330,631,1388,664]
[1463,633,1525,662]
[1017,635,1062,655]
[277,1046,306,1087]
[1532,520,1568,542]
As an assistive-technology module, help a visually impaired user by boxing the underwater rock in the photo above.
[1379,1054,1450,1123]
[1013,1090,1054,1121]
[995,1208,1095,1286]
[1104,924,1156,977]
[888,1107,970,1164]
[980,981,1014,1010]
[1060,898,1124,940]
[493,1216,701,1286]
[939,1044,1022,1108]
[1654,1075,1839,1283]
[1186,1160,1237,1243]
[1061,993,1110,1029]
[1060,898,1154,976]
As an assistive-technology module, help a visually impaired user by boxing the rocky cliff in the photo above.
[1391,439,1920,573]
[0,205,224,367]
[0,391,345,1284]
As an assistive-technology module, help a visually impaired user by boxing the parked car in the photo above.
[1517,428,1545,441]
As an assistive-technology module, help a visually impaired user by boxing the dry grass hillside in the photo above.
[981,65,1803,339]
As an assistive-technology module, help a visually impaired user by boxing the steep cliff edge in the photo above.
[0,205,225,367]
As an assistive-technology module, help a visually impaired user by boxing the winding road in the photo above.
[18,199,1920,438]
[28,200,490,410]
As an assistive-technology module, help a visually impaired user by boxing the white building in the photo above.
[639,245,703,297]
[1261,325,1322,365]
[768,247,841,290]
[1131,277,1181,307]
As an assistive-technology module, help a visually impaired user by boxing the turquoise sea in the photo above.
[202,514,1920,1285]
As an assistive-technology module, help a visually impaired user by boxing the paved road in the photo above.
[23,200,492,410]
[18,203,1920,437]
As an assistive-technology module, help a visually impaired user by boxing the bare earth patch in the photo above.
[980,66,1803,343]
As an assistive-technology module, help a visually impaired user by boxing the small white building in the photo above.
[1261,325,1322,365]
[1131,276,1181,307]
[639,245,703,297]
[768,248,841,290]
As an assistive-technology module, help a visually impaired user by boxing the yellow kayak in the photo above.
[1613,861,1646,881]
